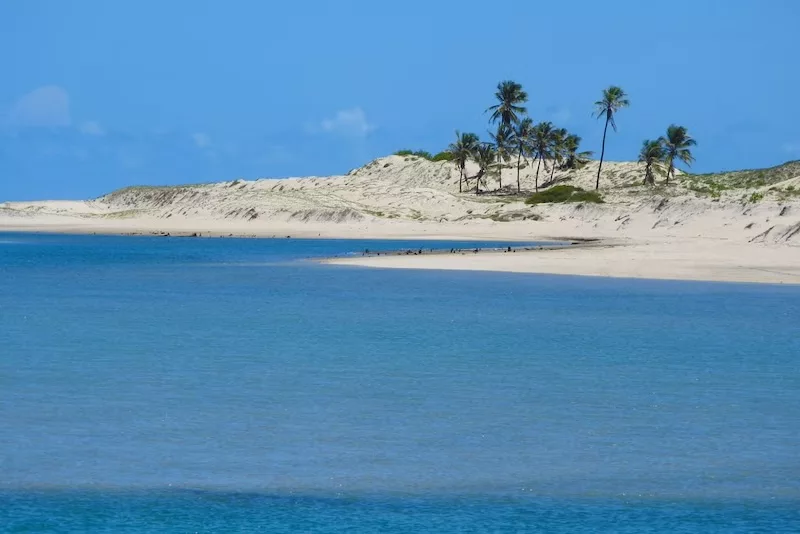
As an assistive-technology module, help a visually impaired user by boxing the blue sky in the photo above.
[1,0,798,200]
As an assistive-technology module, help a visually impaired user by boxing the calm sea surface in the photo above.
[1,233,798,532]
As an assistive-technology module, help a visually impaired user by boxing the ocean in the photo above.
[1,233,798,532]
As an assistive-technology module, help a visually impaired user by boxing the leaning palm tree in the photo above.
[563,134,593,170]
[530,121,555,192]
[448,131,480,192]
[511,117,534,193]
[547,128,568,185]
[638,139,666,185]
[489,124,514,191]
[471,143,497,194]
[593,86,630,190]
[662,125,696,185]
[487,81,528,132]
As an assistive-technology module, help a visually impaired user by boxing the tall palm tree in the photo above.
[448,131,480,192]
[563,134,593,170]
[638,139,665,185]
[489,124,514,191]
[547,128,568,185]
[512,117,534,193]
[530,121,555,192]
[487,81,528,131]
[662,125,696,185]
[471,143,497,194]
[593,86,630,190]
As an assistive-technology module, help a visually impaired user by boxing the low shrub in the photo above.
[569,190,604,203]
[431,151,453,162]
[525,185,603,205]
[394,149,434,160]
[749,191,764,203]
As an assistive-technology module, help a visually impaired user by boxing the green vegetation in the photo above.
[685,180,725,199]
[512,117,534,192]
[638,139,666,186]
[487,81,528,192]
[686,161,800,190]
[471,144,498,194]
[525,185,603,205]
[394,149,452,162]
[663,125,697,185]
[635,125,697,187]
[749,192,765,203]
[563,134,593,171]
[529,122,555,192]
[448,132,480,193]
[394,149,434,160]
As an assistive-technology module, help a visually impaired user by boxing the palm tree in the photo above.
[547,128,568,185]
[662,125,696,185]
[471,143,497,194]
[638,139,665,185]
[511,117,534,193]
[563,134,593,170]
[530,121,555,192]
[593,86,630,190]
[489,124,514,191]
[448,131,480,192]
[487,81,528,132]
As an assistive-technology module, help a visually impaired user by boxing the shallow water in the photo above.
[1,233,798,531]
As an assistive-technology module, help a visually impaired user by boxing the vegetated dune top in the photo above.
[2,155,800,244]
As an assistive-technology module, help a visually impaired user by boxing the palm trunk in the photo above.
[596,116,610,191]
[643,163,651,185]
[666,160,674,185]
[498,165,502,191]
[458,164,463,193]
[549,156,557,183]
[535,155,542,192]
[516,151,522,193]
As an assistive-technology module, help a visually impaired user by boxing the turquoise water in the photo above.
[1,233,799,532]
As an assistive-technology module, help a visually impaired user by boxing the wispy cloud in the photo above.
[7,86,71,127]
[316,107,374,137]
[79,120,105,136]
[192,132,211,148]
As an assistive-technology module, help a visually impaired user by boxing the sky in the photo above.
[1,0,799,200]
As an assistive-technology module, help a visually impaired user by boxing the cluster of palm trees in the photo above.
[449,81,593,195]
[446,81,696,194]
[638,126,697,186]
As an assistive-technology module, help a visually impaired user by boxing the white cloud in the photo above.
[7,85,71,127]
[782,141,800,155]
[79,120,105,136]
[318,107,374,137]
[192,132,211,148]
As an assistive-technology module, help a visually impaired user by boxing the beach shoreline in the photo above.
[3,214,799,285]
[324,235,800,286]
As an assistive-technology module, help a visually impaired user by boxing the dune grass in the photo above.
[525,185,603,205]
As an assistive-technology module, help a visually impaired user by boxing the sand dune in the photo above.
[2,155,800,284]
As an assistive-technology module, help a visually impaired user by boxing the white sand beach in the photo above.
[3,155,800,285]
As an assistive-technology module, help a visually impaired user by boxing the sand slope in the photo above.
[2,155,800,284]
